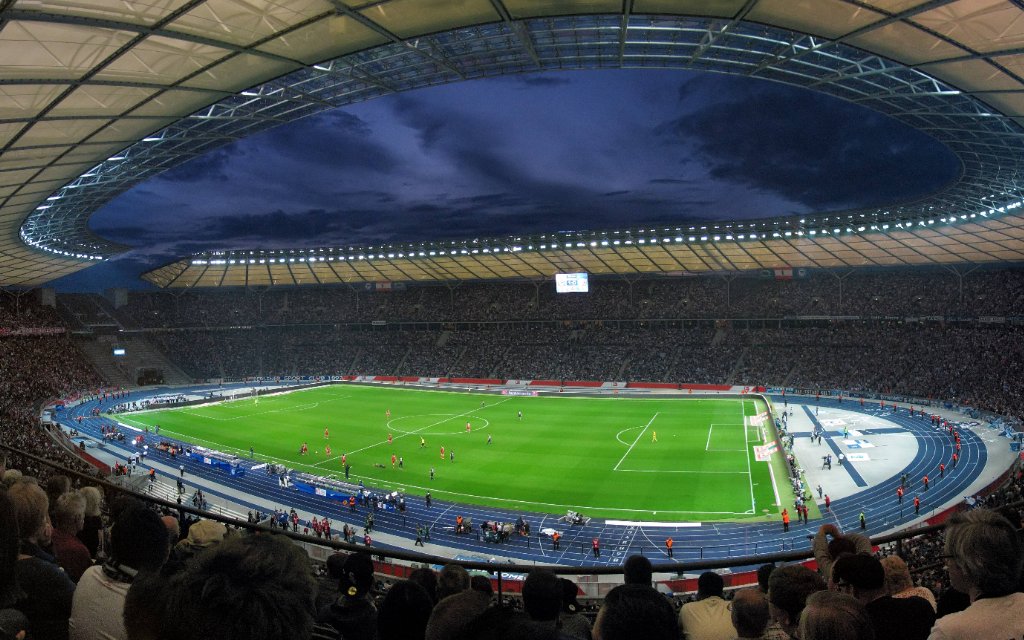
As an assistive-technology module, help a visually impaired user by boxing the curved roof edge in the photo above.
[6,1,1024,286]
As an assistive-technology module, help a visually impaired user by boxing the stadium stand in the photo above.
[3,268,1024,640]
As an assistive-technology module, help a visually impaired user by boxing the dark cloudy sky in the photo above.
[51,69,960,291]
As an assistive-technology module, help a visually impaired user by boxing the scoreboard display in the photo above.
[555,272,589,293]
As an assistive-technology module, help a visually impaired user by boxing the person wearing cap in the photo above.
[317,552,377,640]
[558,577,592,640]
[831,554,934,640]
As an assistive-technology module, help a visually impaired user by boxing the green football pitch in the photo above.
[118,384,788,522]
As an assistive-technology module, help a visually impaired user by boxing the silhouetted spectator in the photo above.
[831,554,934,640]
[70,505,169,640]
[593,583,678,640]
[318,551,377,640]
[623,554,652,586]
[559,577,592,640]
[376,580,432,640]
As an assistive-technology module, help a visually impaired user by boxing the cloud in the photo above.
[659,76,961,210]
[648,178,694,185]
[199,209,348,242]
[158,147,235,183]
[255,110,398,173]
[510,75,572,88]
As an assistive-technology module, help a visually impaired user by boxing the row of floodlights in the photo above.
[186,202,1021,267]
[19,229,103,261]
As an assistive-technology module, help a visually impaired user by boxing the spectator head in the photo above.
[470,575,493,596]
[798,590,875,640]
[79,486,103,517]
[181,519,227,548]
[827,537,859,561]
[338,551,375,600]
[878,556,914,596]
[943,509,1023,599]
[623,554,653,586]
[425,588,491,640]
[732,588,770,639]
[830,554,886,604]
[1,470,22,489]
[44,475,71,507]
[560,578,581,614]
[7,481,49,545]
[407,567,438,604]
[767,564,826,638]
[377,580,433,640]
[522,569,561,623]
[452,605,562,640]
[757,564,776,593]
[110,505,170,572]
[124,571,170,640]
[160,515,180,545]
[108,495,143,523]
[697,571,725,599]
[160,534,317,640]
[52,491,86,535]
[437,564,471,601]
[593,583,678,640]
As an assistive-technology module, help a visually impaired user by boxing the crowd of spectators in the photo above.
[131,317,1024,420]
[108,267,1024,329]
[0,335,104,482]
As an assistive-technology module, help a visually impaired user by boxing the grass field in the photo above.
[118,384,786,522]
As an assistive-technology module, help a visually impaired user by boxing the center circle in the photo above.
[387,413,491,437]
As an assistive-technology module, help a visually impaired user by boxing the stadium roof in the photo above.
[5,0,1024,288]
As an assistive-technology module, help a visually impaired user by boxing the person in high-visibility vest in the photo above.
[782,509,790,532]
[665,537,674,557]
[552,531,560,550]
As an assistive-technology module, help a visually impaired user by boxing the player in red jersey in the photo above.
[440,445,445,459]
[324,427,329,439]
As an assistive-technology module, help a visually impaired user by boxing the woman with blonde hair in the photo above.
[880,555,936,611]
[76,486,103,559]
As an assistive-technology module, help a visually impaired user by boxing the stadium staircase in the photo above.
[728,348,747,384]
[74,336,134,387]
[73,335,193,387]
